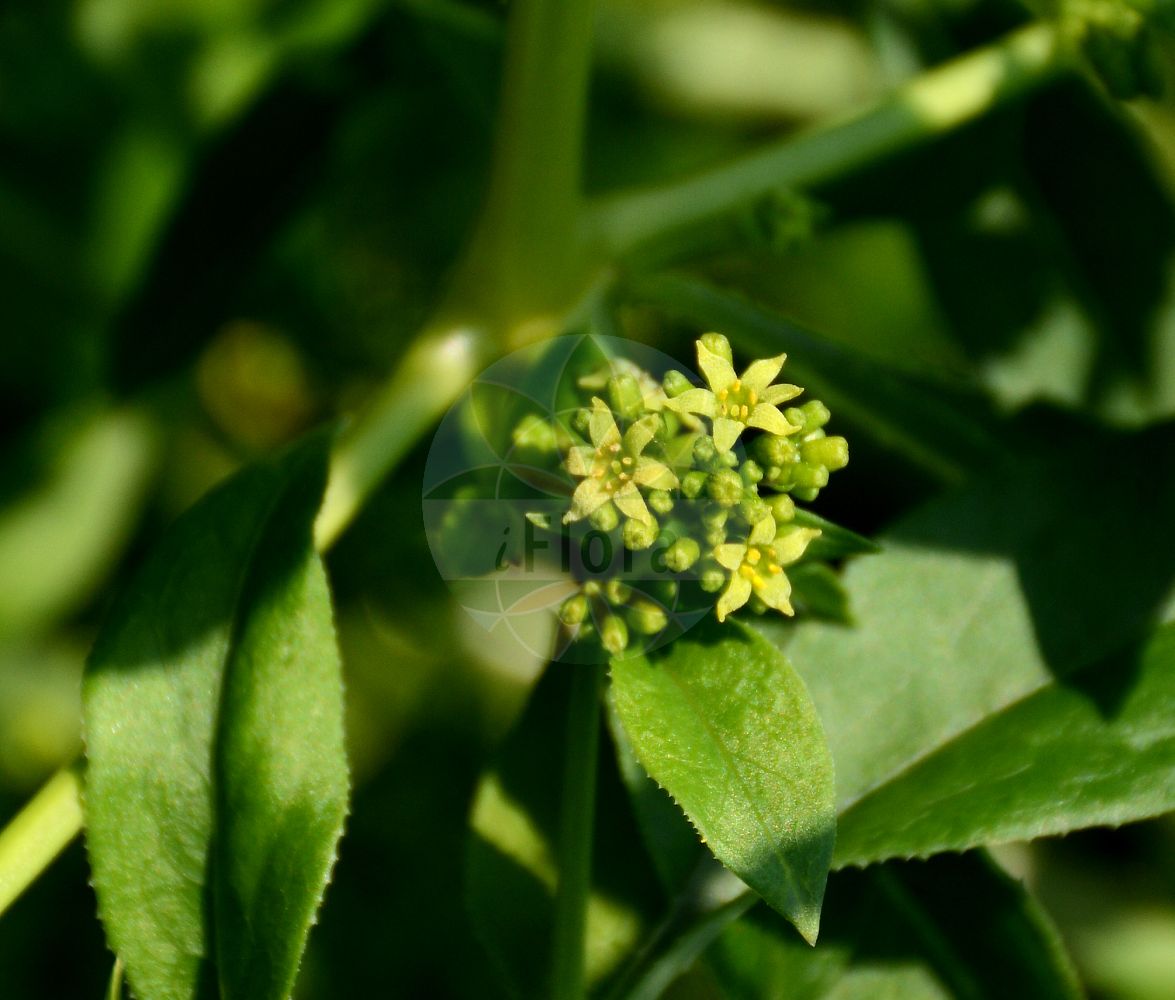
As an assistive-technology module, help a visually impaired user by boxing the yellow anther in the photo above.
[718,388,729,401]
[768,564,782,574]
[739,564,756,579]
[732,379,741,392]
[621,456,633,465]
[748,389,758,406]
[740,404,749,420]
[746,549,762,565]
[610,443,621,453]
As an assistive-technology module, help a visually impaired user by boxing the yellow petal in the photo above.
[748,515,777,546]
[716,574,753,622]
[613,482,654,525]
[665,387,717,418]
[712,416,744,453]
[762,383,803,406]
[697,342,737,394]
[564,445,596,477]
[623,415,659,456]
[740,354,786,393]
[564,478,611,523]
[589,397,621,450]
[633,456,678,489]
[713,544,747,571]
[755,572,794,616]
[772,526,821,565]
[747,403,795,436]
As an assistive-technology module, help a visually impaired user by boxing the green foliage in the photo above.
[83,437,348,1000]
[610,622,835,944]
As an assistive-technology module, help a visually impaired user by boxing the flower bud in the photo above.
[681,470,707,499]
[605,579,631,605]
[741,497,771,525]
[513,413,558,453]
[572,407,592,434]
[582,580,603,597]
[623,517,659,550]
[665,537,701,572]
[755,435,797,468]
[766,494,796,523]
[693,435,717,464]
[600,615,629,655]
[590,502,620,532]
[649,489,675,515]
[608,374,645,421]
[802,435,849,471]
[700,332,733,363]
[627,599,669,635]
[707,469,744,507]
[559,594,590,625]
[740,460,764,485]
[662,369,694,399]
[699,561,727,593]
[792,464,830,490]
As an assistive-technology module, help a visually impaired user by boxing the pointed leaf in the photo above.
[609,621,835,944]
[83,436,348,1000]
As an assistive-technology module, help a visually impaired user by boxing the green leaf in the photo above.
[780,420,1175,866]
[83,436,349,1000]
[709,852,1081,1000]
[609,621,836,944]
[790,509,880,561]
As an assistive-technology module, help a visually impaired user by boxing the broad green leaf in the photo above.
[834,624,1175,864]
[710,852,1081,1000]
[466,661,663,999]
[0,405,158,642]
[83,436,348,1000]
[609,621,836,944]
[781,420,1175,865]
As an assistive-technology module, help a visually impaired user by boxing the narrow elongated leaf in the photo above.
[83,437,348,1000]
[609,621,836,944]
[780,420,1175,866]
[710,852,1081,1000]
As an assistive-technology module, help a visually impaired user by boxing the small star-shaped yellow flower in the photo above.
[712,517,820,622]
[564,398,678,525]
[667,339,803,452]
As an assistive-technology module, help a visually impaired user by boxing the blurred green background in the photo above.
[2,0,1175,996]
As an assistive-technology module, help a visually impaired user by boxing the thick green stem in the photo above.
[0,765,83,918]
[589,22,1068,259]
[549,662,605,1000]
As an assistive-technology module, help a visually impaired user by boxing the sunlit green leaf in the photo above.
[609,621,835,944]
[83,436,348,1000]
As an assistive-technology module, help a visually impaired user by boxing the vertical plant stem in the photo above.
[0,765,84,918]
[550,661,606,1000]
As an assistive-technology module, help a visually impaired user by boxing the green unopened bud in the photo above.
[608,374,645,421]
[693,435,717,464]
[590,502,620,532]
[628,599,669,635]
[719,449,739,468]
[748,596,768,615]
[662,369,694,399]
[741,497,771,524]
[766,494,796,523]
[793,464,830,490]
[572,407,592,434]
[601,615,629,655]
[707,469,744,507]
[705,525,727,547]
[802,435,849,471]
[582,580,603,597]
[700,332,733,363]
[513,413,558,453]
[702,506,728,531]
[740,460,764,485]
[681,470,707,499]
[559,594,590,625]
[650,579,679,604]
[605,579,631,605]
[754,434,797,468]
[665,537,701,572]
[699,561,727,593]
[623,517,659,550]
[792,486,819,502]
[649,489,675,515]
[787,399,830,433]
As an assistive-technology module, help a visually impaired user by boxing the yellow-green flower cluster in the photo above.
[521,333,849,652]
